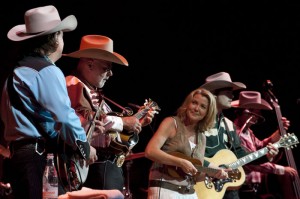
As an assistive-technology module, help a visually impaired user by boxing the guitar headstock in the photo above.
[277,133,299,149]
[143,98,161,114]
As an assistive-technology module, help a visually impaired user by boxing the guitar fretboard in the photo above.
[228,147,270,169]
[134,108,150,120]
[227,133,299,169]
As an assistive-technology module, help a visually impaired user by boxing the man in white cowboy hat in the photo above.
[63,35,158,193]
[232,91,298,199]
[0,5,98,199]
[194,72,280,199]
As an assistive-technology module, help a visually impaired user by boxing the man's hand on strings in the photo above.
[87,146,98,165]
[282,117,290,130]
[284,166,299,180]
[140,110,156,127]
[92,120,106,139]
[271,117,291,143]
[122,116,142,133]
[266,143,279,161]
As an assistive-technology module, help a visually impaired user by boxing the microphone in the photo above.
[243,109,265,123]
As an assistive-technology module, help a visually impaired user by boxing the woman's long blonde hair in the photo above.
[176,88,217,132]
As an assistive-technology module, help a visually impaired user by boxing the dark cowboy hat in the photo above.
[231,91,272,110]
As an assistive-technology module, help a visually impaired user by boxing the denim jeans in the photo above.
[84,160,125,192]
[9,143,47,199]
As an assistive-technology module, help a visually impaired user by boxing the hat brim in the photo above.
[7,15,77,41]
[200,81,246,91]
[63,48,128,66]
[231,99,273,110]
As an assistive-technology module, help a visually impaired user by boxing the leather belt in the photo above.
[96,150,125,167]
[148,180,195,194]
[10,137,46,155]
[97,152,117,162]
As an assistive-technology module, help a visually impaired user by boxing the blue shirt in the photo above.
[0,56,87,150]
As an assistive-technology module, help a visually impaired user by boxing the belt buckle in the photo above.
[178,185,194,194]
[115,154,125,167]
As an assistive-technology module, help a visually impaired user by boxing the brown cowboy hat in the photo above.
[7,5,77,41]
[63,35,128,66]
[231,91,272,110]
[200,72,246,91]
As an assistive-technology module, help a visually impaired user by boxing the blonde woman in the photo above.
[145,88,228,199]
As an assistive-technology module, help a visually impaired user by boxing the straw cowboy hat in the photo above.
[231,91,272,110]
[200,72,246,91]
[7,5,77,41]
[63,35,128,66]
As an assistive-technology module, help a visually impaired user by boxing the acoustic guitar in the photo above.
[194,133,299,199]
[166,151,241,180]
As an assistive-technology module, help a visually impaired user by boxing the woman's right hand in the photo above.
[213,168,230,179]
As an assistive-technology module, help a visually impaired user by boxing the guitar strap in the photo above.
[222,115,238,156]
[191,132,202,158]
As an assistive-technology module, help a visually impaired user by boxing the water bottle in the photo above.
[43,153,58,199]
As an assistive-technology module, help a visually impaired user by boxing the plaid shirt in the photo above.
[236,126,285,184]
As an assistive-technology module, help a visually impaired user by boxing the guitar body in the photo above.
[120,132,139,149]
[107,130,139,155]
[166,152,203,179]
[166,151,241,181]
[194,133,298,199]
[194,149,245,199]
[106,134,131,156]
[56,140,88,191]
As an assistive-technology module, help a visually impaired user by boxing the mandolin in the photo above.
[106,99,161,167]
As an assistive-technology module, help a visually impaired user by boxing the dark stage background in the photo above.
[1,1,300,198]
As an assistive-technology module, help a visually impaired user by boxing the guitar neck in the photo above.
[134,108,149,120]
[273,104,287,135]
[228,142,280,169]
[133,99,160,120]
[86,101,105,142]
